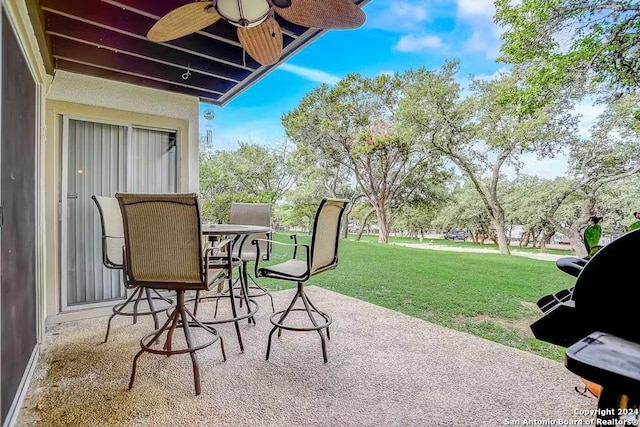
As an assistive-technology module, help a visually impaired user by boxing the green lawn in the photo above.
[355,233,575,255]
[258,232,574,362]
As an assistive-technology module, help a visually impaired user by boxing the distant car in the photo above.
[444,228,468,241]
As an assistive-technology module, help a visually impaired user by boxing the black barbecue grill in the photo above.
[531,228,640,347]
[531,228,640,420]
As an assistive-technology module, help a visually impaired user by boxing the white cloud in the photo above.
[455,0,504,59]
[464,30,502,59]
[395,34,444,52]
[457,0,495,18]
[365,0,431,32]
[474,67,510,81]
[278,63,341,85]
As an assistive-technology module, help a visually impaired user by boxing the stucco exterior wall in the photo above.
[5,0,202,327]
[44,72,201,323]
[47,70,200,192]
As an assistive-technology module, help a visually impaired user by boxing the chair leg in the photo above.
[241,262,255,325]
[104,287,143,343]
[183,305,228,362]
[301,290,328,364]
[266,325,278,361]
[132,287,145,325]
[178,296,201,396]
[227,278,245,353]
[146,288,159,332]
[266,286,301,360]
[304,292,330,341]
[128,348,145,391]
[266,283,331,363]
[128,291,224,395]
[193,290,200,317]
[163,308,181,354]
[129,307,178,391]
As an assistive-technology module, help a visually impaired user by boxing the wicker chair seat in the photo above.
[259,259,308,279]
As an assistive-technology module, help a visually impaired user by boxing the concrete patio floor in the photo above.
[17,287,596,426]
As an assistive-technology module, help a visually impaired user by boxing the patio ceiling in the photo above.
[27,0,369,105]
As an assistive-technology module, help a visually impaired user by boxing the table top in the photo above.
[201,224,270,236]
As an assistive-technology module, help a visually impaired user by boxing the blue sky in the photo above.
[199,0,603,178]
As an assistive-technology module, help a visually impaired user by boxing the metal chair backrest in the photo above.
[309,198,348,275]
[92,195,125,269]
[116,193,205,287]
[229,202,271,260]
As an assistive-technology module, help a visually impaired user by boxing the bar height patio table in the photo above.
[197,224,270,352]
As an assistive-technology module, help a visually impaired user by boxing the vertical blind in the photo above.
[66,120,177,307]
[128,128,176,193]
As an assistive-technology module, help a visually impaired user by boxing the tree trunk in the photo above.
[532,230,542,249]
[341,212,349,240]
[376,209,390,243]
[565,196,597,258]
[354,209,375,242]
[419,228,424,243]
[539,230,555,250]
[492,217,511,255]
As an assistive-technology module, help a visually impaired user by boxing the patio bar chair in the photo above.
[253,198,349,363]
[228,202,274,313]
[116,193,228,395]
[92,195,172,343]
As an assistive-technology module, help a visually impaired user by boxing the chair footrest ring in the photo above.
[139,326,220,356]
[269,308,332,332]
[188,296,259,324]
[111,299,171,317]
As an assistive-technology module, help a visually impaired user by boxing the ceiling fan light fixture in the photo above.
[216,0,271,28]
[270,0,292,7]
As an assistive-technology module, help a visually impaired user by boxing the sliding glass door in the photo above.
[61,118,177,309]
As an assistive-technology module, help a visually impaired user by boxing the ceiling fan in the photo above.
[147,0,366,66]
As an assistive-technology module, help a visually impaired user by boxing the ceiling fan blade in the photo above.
[237,17,283,66]
[274,0,365,29]
[147,2,220,42]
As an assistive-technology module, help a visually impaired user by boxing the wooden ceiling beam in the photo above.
[45,13,250,83]
[41,0,260,70]
[51,36,234,95]
[103,0,307,39]
[55,58,222,103]
[101,0,240,44]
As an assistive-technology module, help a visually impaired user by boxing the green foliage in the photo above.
[282,72,450,243]
[583,222,602,253]
[199,142,297,222]
[433,181,492,236]
[397,61,578,253]
[496,0,640,112]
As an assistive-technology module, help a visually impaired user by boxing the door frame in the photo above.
[0,0,43,425]
[60,115,131,311]
[60,116,179,311]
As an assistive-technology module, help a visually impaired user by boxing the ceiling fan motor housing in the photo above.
[215,0,271,28]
